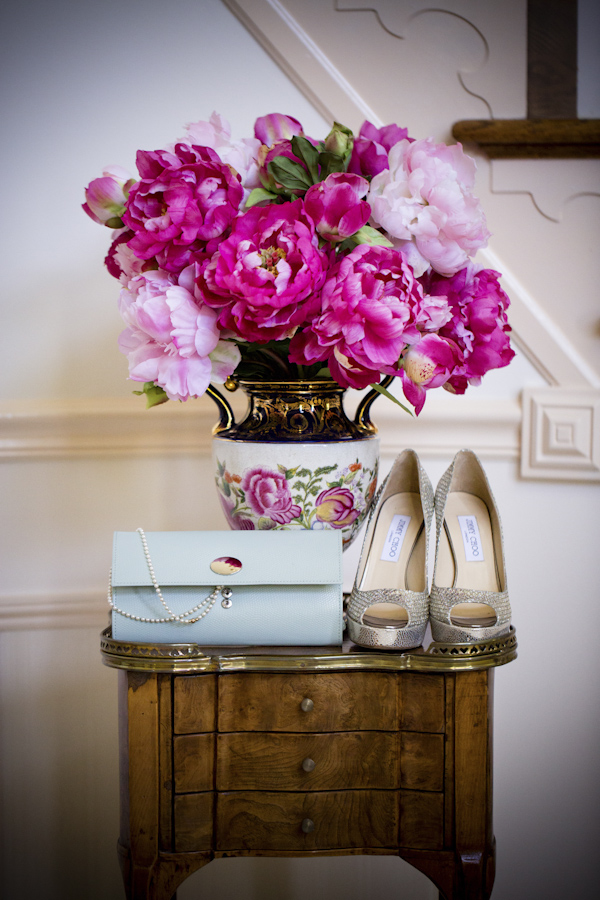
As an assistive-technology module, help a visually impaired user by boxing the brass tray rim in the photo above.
[100,627,517,674]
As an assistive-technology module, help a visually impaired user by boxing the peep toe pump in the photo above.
[346,449,434,650]
[430,449,511,643]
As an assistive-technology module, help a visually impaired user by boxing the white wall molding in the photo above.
[0,394,520,462]
[521,387,600,481]
[0,397,214,459]
[0,589,109,631]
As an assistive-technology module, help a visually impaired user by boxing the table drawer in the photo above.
[174,792,214,852]
[216,731,399,791]
[218,672,397,732]
[216,790,399,850]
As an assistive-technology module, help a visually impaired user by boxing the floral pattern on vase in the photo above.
[215,456,377,547]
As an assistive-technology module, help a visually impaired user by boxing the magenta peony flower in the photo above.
[400,333,462,415]
[122,144,243,274]
[197,200,329,342]
[314,487,359,528]
[241,467,302,524]
[289,244,424,390]
[181,112,261,201]
[349,120,412,179]
[368,138,490,277]
[117,267,240,401]
[304,172,371,242]
[423,264,515,393]
[82,165,134,226]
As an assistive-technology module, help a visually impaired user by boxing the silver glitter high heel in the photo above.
[346,449,434,650]
[430,449,511,643]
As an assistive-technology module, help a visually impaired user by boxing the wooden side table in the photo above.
[101,628,517,900]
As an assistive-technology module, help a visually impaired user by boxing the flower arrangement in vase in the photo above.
[83,112,515,543]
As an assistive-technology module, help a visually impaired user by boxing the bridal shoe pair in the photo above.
[346,449,512,650]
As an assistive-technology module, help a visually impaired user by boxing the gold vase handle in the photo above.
[206,384,235,434]
[354,375,395,435]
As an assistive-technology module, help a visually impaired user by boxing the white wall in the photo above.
[0,2,599,899]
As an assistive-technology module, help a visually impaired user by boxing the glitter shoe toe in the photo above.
[430,449,511,644]
[346,449,433,651]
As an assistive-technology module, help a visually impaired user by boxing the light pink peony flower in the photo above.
[181,112,261,200]
[400,334,462,415]
[241,467,301,524]
[123,144,243,273]
[368,138,490,277]
[348,120,412,179]
[117,268,240,401]
[83,165,134,226]
[304,172,371,242]
[254,113,304,145]
[314,487,359,528]
[197,199,329,343]
[423,264,515,393]
[289,244,424,390]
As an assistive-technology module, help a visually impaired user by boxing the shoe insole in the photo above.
[436,491,499,627]
[359,492,425,628]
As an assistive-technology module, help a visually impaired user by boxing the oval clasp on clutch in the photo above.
[210,557,242,575]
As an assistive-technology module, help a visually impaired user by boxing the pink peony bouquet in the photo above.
[83,112,514,415]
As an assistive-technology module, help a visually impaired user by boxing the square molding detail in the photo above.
[521,387,600,481]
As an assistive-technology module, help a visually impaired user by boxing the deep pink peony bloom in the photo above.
[181,112,261,201]
[105,229,142,281]
[304,173,371,242]
[117,267,240,401]
[241,467,301,524]
[314,487,359,528]
[348,120,412,179]
[368,138,490,276]
[83,165,134,225]
[289,244,424,390]
[197,200,329,342]
[400,334,462,415]
[423,264,515,393]
[122,144,243,274]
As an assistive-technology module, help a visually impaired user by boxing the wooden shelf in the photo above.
[451,118,600,159]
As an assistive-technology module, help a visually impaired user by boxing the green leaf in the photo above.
[317,149,345,178]
[216,458,226,477]
[314,464,337,476]
[291,135,320,182]
[368,382,414,416]
[352,226,394,247]
[132,382,168,408]
[245,187,278,208]
[267,157,312,192]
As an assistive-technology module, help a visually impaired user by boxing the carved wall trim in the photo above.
[521,387,600,481]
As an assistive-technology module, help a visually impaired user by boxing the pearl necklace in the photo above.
[108,527,230,625]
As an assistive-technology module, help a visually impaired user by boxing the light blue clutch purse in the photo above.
[110,529,343,646]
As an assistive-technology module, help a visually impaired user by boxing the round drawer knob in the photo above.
[300,697,314,713]
[301,818,315,834]
[302,757,316,773]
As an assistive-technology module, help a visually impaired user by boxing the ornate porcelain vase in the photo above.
[207,379,390,549]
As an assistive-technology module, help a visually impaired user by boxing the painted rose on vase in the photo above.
[215,457,377,545]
